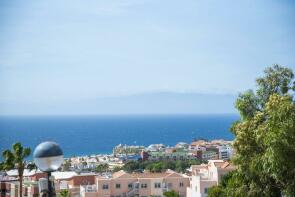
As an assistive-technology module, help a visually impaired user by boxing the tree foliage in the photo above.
[62,159,72,171]
[122,160,201,173]
[163,190,180,197]
[235,64,295,121]
[208,185,224,197]
[60,189,70,197]
[112,166,122,173]
[0,142,32,197]
[224,65,295,197]
[95,163,109,173]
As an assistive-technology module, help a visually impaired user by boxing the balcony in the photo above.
[80,185,97,193]
[162,184,171,193]
[126,188,139,197]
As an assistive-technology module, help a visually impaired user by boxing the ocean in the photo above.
[0,114,239,157]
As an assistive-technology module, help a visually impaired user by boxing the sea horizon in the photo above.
[0,112,238,117]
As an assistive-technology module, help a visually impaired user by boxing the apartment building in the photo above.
[53,172,96,197]
[1,170,96,197]
[146,144,166,152]
[147,150,195,161]
[187,160,235,197]
[217,145,233,160]
[201,151,218,160]
[81,170,189,197]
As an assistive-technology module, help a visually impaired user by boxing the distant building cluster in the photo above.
[113,145,145,155]
[68,155,124,172]
[0,139,235,197]
[141,139,234,162]
[63,139,233,173]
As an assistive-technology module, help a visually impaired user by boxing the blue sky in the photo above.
[0,0,294,114]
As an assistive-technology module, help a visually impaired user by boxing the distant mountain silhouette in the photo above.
[0,92,238,115]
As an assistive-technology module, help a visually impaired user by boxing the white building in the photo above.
[146,144,166,152]
[175,142,189,149]
[217,145,233,160]
[187,160,235,197]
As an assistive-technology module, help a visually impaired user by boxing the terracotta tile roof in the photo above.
[130,173,169,178]
[213,162,226,168]
[221,162,230,168]
[221,162,236,170]
[190,140,206,146]
[103,170,185,179]
[191,164,208,170]
[210,161,236,170]
[112,170,131,179]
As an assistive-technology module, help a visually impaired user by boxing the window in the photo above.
[116,183,121,189]
[154,183,161,188]
[168,183,173,188]
[141,183,147,188]
[128,183,133,189]
[102,184,109,190]
[135,183,139,189]
[179,182,184,187]
[204,188,209,194]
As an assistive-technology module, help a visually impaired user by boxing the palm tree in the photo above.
[0,142,32,197]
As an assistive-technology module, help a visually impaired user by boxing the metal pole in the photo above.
[47,172,52,197]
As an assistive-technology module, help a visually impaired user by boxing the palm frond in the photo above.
[27,163,37,171]
[23,148,31,158]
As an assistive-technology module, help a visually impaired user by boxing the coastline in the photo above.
[0,114,238,158]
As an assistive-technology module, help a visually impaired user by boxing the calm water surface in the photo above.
[0,114,238,157]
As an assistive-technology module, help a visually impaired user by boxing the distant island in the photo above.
[0,92,237,115]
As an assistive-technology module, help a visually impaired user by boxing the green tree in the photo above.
[235,64,295,121]
[228,65,295,196]
[95,163,109,173]
[162,161,176,171]
[62,159,72,171]
[59,189,70,197]
[112,166,122,172]
[0,142,32,197]
[256,65,295,105]
[260,94,295,195]
[122,161,140,173]
[208,170,246,197]
[121,160,201,173]
[153,162,164,172]
[163,190,179,197]
[208,186,224,197]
